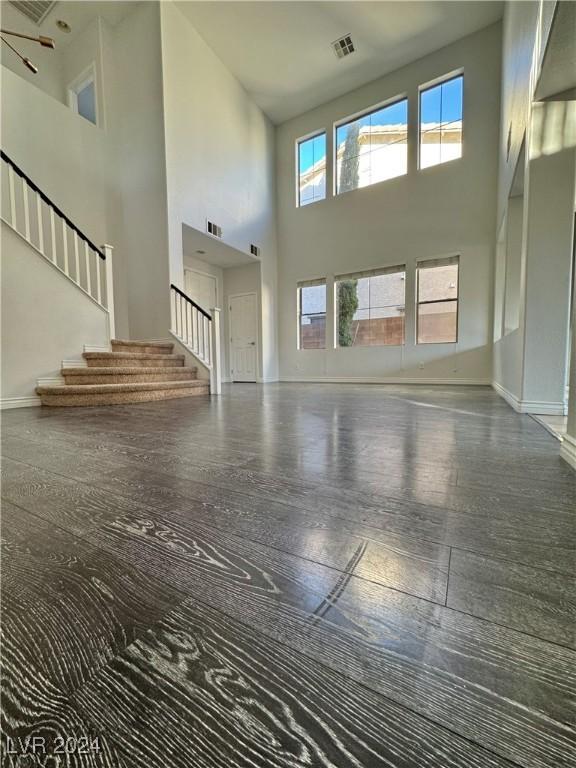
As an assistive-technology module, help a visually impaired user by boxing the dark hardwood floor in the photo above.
[1,383,575,768]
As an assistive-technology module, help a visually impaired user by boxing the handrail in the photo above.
[170,283,212,320]
[1,149,106,260]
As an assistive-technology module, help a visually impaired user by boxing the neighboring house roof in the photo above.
[300,121,462,187]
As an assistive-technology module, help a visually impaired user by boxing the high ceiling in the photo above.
[177,1,503,124]
[14,1,138,49]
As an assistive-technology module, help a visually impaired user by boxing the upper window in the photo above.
[298,280,326,349]
[335,98,408,195]
[417,256,459,343]
[68,65,98,126]
[336,265,406,347]
[298,133,326,206]
[419,74,463,169]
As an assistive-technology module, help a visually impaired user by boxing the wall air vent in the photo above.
[332,34,355,59]
[10,1,57,25]
[250,244,261,257]
[206,220,222,238]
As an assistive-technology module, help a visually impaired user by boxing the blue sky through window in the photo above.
[420,75,463,127]
[299,134,326,174]
[336,99,408,149]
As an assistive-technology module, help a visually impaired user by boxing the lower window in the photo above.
[298,280,326,349]
[336,265,406,347]
[416,256,459,343]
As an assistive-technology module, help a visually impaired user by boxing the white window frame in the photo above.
[333,93,408,196]
[334,264,407,348]
[297,278,327,350]
[416,254,460,344]
[296,130,327,208]
[67,63,99,127]
[418,69,464,171]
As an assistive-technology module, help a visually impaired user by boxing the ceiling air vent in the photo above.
[250,244,261,257]
[332,34,355,59]
[10,1,57,25]
[207,220,222,239]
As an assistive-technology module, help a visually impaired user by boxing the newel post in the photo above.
[210,307,221,395]
[101,244,115,341]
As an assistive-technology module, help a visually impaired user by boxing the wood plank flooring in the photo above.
[1,383,575,768]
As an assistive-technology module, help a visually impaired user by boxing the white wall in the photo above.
[159,0,278,380]
[493,2,576,416]
[1,224,109,406]
[1,66,109,245]
[522,130,575,409]
[276,23,501,383]
[61,17,106,130]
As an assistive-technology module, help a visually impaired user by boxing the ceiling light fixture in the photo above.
[56,19,71,33]
[0,27,55,74]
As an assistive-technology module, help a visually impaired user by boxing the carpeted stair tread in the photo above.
[62,366,197,385]
[83,352,185,368]
[112,339,174,350]
[111,340,174,355]
[38,339,208,407]
[62,366,195,376]
[84,352,184,361]
[37,380,207,395]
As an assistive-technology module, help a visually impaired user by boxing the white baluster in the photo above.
[101,244,115,340]
[95,248,102,305]
[187,302,192,346]
[210,308,221,395]
[22,180,30,241]
[49,208,56,263]
[36,193,44,253]
[199,312,204,359]
[8,166,16,227]
[204,316,209,363]
[62,220,69,275]
[192,308,198,354]
[84,242,92,296]
[73,233,80,284]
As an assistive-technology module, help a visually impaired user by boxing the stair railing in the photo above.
[170,283,221,394]
[1,150,115,338]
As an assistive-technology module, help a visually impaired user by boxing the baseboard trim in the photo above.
[280,376,491,385]
[560,433,576,470]
[62,359,87,368]
[492,381,567,415]
[1,395,41,410]
[84,345,110,353]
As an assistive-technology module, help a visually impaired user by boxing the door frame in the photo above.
[228,291,259,382]
[183,268,218,310]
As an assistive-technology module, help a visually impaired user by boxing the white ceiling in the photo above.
[32,1,137,49]
[183,224,260,269]
[177,1,504,124]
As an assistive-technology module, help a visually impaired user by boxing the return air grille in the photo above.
[207,220,222,238]
[10,1,57,24]
[250,244,260,257]
[332,34,355,59]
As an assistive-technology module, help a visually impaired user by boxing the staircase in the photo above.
[36,340,209,406]
[2,150,221,409]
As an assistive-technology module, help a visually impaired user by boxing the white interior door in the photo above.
[184,269,217,313]
[229,293,257,382]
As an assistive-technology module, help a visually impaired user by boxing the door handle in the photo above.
[250,342,256,346]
